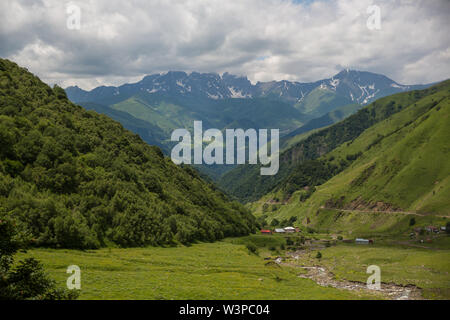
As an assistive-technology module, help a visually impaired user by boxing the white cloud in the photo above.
[1,0,449,89]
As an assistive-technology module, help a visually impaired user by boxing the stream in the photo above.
[279,250,423,300]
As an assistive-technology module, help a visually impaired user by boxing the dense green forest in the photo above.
[81,101,169,153]
[219,85,442,202]
[0,59,256,249]
[0,218,78,299]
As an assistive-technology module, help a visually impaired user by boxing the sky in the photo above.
[1,0,449,90]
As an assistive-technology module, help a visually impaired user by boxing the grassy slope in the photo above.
[281,128,322,152]
[219,83,433,202]
[111,97,196,137]
[251,80,449,232]
[81,102,169,152]
[295,87,353,117]
[111,96,307,180]
[211,98,306,135]
[17,241,378,300]
[281,103,361,151]
[112,97,307,135]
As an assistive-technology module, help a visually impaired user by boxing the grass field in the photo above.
[17,240,379,300]
[15,234,450,300]
[240,234,450,299]
[297,240,450,300]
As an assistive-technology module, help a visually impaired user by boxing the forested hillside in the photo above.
[81,102,169,153]
[219,83,446,202]
[0,59,256,249]
[251,80,450,225]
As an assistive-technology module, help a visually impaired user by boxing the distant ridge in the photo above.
[66,69,431,108]
[65,70,434,180]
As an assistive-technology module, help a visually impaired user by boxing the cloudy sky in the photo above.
[1,0,449,90]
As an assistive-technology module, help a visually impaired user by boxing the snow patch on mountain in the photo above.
[319,83,329,90]
[390,83,408,90]
[297,90,305,102]
[207,92,220,100]
[329,78,340,90]
[362,89,380,104]
[228,87,252,98]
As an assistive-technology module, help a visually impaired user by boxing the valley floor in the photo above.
[282,237,450,300]
[17,234,450,300]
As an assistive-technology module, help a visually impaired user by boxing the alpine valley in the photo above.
[1,58,449,300]
[65,69,431,180]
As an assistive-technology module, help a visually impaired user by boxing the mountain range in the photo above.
[249,80,450,231]
[66,69,429,110]
[219,85,429,202]
[1,57,448,251]
[65,70,432,179]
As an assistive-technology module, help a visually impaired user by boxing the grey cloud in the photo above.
[1,0,449,89]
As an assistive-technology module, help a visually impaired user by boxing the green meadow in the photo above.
[17,240,378,300]
[15,234,450,300]
[301,240,450,300]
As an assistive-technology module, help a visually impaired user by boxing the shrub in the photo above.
[306,227,315,234]
[246,243,258,255]
[0,218,78,300]
[271,219,280,227]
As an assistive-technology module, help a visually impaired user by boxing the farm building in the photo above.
[355,238,370,244]
[260,229,272,235]
[274,228,286,233]
[284,227,296,233]
[426,226,439,233]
